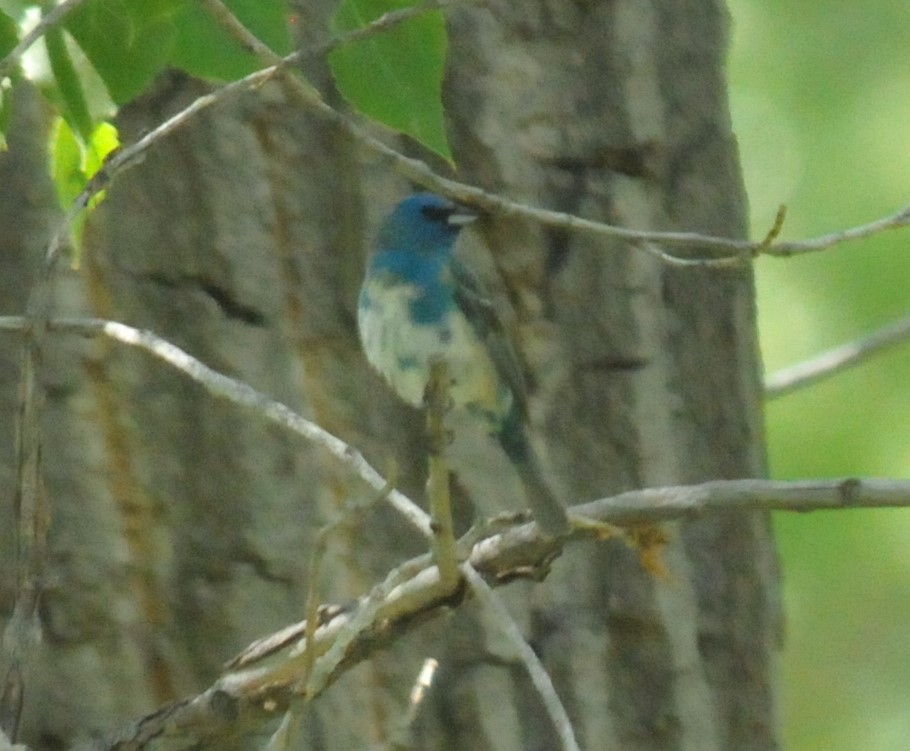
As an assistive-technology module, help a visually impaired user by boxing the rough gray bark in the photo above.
[0,1,779,750]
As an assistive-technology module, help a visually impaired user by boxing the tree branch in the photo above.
[10,0,901,290]
[765,311,910,398]
[2,315,908,524]
[764,203,910,258]
[0,314,579,749]
[462,565,581,751]
[2,4,903,750]
[3,312,908,751]
[56,474,909,751]
[578,476,910,519]
[0,0,89,80]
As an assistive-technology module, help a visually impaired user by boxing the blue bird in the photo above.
[358,193,569,537]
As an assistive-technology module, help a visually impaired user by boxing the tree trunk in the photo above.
[0,1,779,750]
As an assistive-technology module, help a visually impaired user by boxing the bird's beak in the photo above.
[448,206,479,227]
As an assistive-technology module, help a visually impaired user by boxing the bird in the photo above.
[357,192,570,537]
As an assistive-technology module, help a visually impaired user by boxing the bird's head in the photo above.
[376,193,477,255]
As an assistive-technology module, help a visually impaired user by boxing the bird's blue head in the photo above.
[376,193,477,255]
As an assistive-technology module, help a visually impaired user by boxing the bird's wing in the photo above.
[450,259,530,417]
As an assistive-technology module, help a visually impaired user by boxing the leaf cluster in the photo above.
[0,0,450,245]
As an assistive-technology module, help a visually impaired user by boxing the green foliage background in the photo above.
[728,2,910,748]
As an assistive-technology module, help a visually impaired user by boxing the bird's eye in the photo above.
[421,205,454,223]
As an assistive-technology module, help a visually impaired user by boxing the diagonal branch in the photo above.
[3,311,909,750]
[0,315,899,519]
[765,311,910,398]
[764,203,910,258]
[0,0,89,80]
[0,313,580,748]
[63,475,910,751]
[17,0,907,289]
[199,0,910,263]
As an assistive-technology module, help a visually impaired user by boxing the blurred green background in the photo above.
[727,1,910,748]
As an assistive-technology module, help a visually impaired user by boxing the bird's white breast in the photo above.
[358,280,510,422]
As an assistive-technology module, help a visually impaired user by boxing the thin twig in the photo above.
[577,476,910,520]
[26,1,473,231]
[426,357,460,589]
[0,0,903,312]
[0,315,430,530]
[757,204,787,251]
[0,319,895,519]
[51,316,431,535]
[402,657,438,732]
[201,0,910,266]
[764,203,910,257]
[12,0,905,285]
[5,301,910,503]
[0,312,576,745]
[304,0,479,59]
[765,311,910,399]
[0,0,89,80]
[462,565,581,751]
[95,63,288,185]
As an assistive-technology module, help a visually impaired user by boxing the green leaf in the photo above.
[329,0,451,161]
[49,117,120,262]
[50,115,83,209]
[59,0,292,103]
[83,120,119,179]
[0,11,17,151]
[0,9,17,59]
[169,0,292,82]
[45,27,94,140]
[64,0,180,105]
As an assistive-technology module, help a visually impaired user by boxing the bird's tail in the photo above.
[498,409,569,537]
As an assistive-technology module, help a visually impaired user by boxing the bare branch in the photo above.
[426,357,460,588]
[13,0,901,286]
[305,0,480,57]
[764,203,910,258]
[401,657,439,737]
[104,74,910,263]
[0,35,96,735]
[197,0,910,268]
[0,0,89,80]
[32,315,429,535]
[3,315,907,750]
[765,311,910,399]
[462,565,581,751]
[579,476,910,521]
[0,313,578,744]
[62,475,910,751]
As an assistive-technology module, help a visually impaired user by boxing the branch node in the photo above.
[755,204,788,256]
